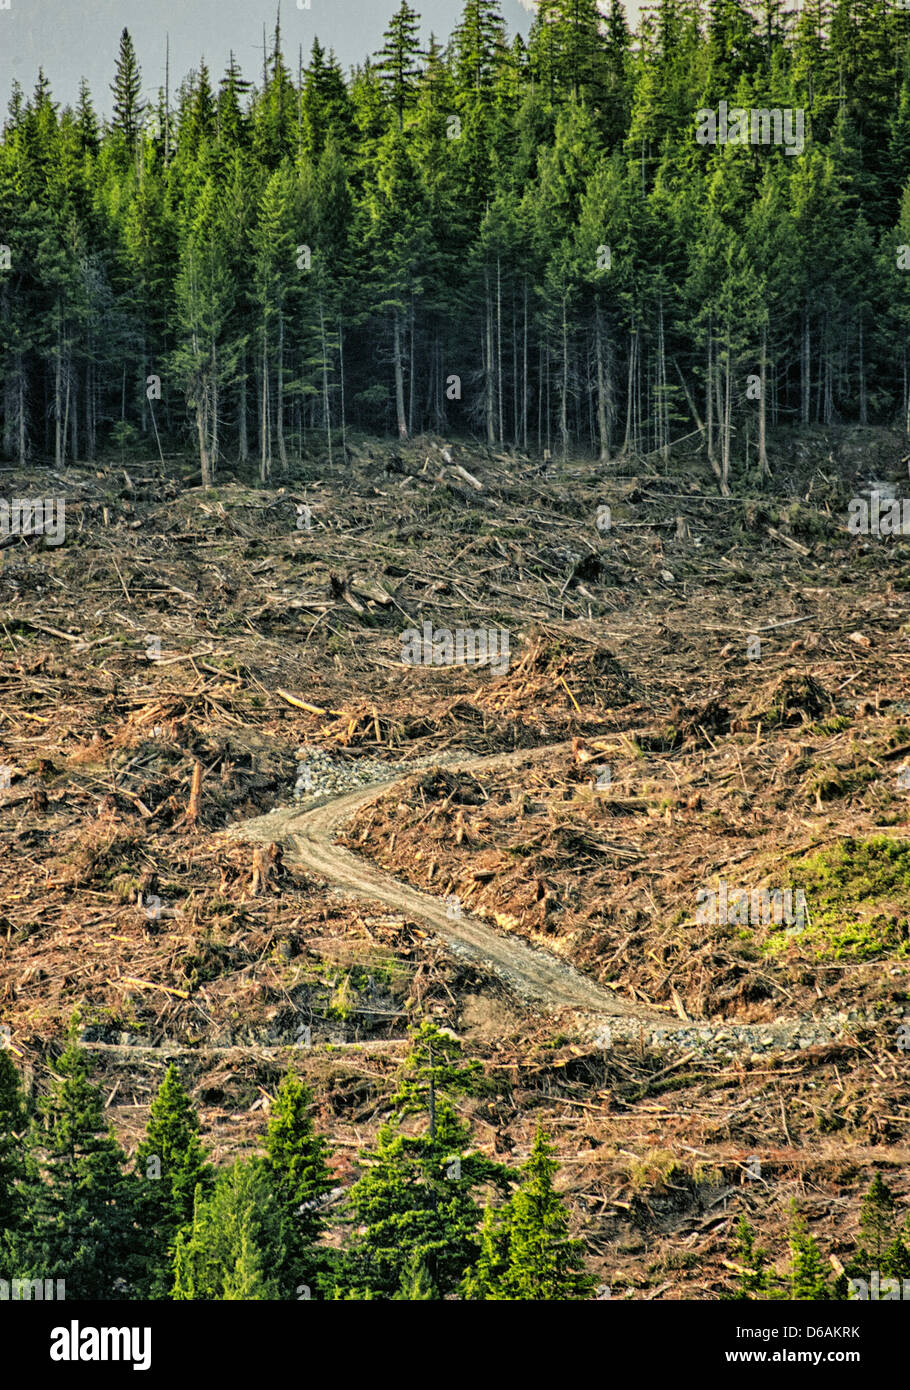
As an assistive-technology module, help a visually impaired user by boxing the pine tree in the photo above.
[262,1070,334,1297]
[857,1172,895,1266]
[217,54,252,153]
[340,1021,507,1298]
[301,41,355,162]
[172,1159,283,1300]
[453,0,508,105]
[390,1019,482,1121]
[787,1206,831,1300]
[110,29,145,149]
[375,2,424,131]
[0,1051,27,1242]
[851,1171,910,1279]
[170,174,238,485]
[393,1251,439,1299]
[477,1128,594,1301]
[252,19,297,167]
[0,0,908,473]
[731,1214,773,1299]
[462,1201,511,1299]
[366,127,431,438]
[134,1064,213,1298]
[12,1042,137,1298]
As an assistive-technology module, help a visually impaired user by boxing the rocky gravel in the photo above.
[290,745,442,802]
[581,1008,906,1058]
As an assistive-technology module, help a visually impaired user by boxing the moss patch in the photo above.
[774,836,910,960]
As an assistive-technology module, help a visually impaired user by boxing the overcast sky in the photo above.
[0,0,547,116]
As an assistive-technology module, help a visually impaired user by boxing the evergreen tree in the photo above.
[341,1021,506,1298]
[787,1206,831,1300]
[110,29,145,148]
[172,1158,283,1300]
[462,1201,511,1299]
[134,1065,213,1298]
[463,1128,593,1300]
[12,1042,137,1298]
[453,0,508,105]
[858,1172,895,1266]
[851,1172,910,1279]
[393,1251,439,1299]
[0,1050,27,1242]
[731,1214,774,1299]
[1,1,909,473]
[262,1070,334,1298]
[375,2,424,131]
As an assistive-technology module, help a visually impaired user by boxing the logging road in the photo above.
[227,744,880,1054]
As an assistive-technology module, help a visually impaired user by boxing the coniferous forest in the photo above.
[2,0,910,488]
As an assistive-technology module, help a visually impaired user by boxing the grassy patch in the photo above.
[771,836,910,960]
[806,762,878,803]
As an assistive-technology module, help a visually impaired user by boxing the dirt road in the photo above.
[226,747,876,1053]
[231,744,660,1024]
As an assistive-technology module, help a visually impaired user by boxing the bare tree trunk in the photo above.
[239,351,249,465]
[2,373,12,459]
[721,327,732,496]
[277,310,288,474]
[512,301,519,444]
[338,316,347,459]
[61,349,71,466]
[706,327,715,467]
[523,277,529,453]
[70,359,78,461]
[496,256,504,445]
[800,310,810,425]
[211,343,219,480]
[140,336,147,436]
[635,332,643,455]
[560,288,569,460]
[17,357,26,466]
[758,324,769,479]
[196,396,212,489]
[393,311,407,440]
[484,268,495,447]
[260,320,270,484]
[408,304,416,437]
[54,306,64,469]
[674,358,703,443]
[319,299,333,466]
[545,338,551,457]
[88,356,96,461]
[657,292,669,463]
[537,339,543,452]
[714,342,723,455]
[595,302,610,463]
[622,326,636,456]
